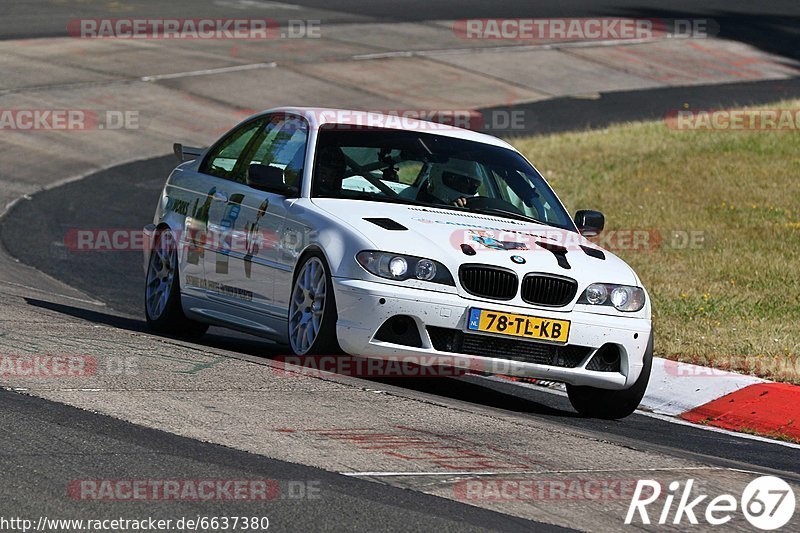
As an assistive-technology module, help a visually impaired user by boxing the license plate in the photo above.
[467,308,570,343]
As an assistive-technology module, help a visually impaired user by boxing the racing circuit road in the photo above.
[1,1,800,531]
[2,156,800,531]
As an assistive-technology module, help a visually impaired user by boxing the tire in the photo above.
[288,252,341,355]
[144,228,208,339]
[566,334,653,420]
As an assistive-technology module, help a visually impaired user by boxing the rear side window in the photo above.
[243,116,309,188]
[200,119,263,180]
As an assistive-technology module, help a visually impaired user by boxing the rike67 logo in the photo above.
[625,477,796,530]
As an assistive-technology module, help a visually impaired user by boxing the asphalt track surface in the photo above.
[484,78,800,136]
[2,1,800,530]
[3,0,799,64]
[0,388,549,532]
[3,153,800,480]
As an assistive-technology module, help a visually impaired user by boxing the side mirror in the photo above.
[247,164,298,196]
[574,210,605,237]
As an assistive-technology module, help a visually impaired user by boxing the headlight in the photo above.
[415,259,437,281]
[387,256,408,277]
[585,283,608,305]
[357,251,454,285]
[578,283,645,312]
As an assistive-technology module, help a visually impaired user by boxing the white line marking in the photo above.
[214,0,301,9]
[140,62,277,82]
[351,37,674,61]
[341,471,542,477]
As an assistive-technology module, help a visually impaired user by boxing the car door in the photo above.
[204,114,309,337]
[185,117,264,306]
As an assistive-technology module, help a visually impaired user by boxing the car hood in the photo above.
[312,199,640,300]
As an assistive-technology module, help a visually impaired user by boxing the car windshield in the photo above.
[311,125,575,230]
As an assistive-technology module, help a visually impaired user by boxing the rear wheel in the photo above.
[144,228,208,339]
[566,335,653,420]
[288,253,340,355]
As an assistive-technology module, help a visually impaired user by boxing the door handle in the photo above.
[212,191,229,203]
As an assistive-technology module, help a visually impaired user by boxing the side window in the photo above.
[200,119,263,180]
[243,116,308,188]
[491,168,547,220]
[493,170,527,212]
[396,160,424,185]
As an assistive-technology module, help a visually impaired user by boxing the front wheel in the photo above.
[144,228,208,339]
[566,335,653,420]
[288,252,340,355]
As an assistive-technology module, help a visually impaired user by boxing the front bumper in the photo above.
[333,277,651,390]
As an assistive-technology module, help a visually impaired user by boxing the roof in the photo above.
[255,106,518,151]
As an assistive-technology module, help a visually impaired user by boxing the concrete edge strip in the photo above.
[640,358,765,416]
[139,62,277,82]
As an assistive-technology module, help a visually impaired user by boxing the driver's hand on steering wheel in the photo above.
[453,197,468,207]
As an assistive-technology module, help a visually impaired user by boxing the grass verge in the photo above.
[512,101,800,383]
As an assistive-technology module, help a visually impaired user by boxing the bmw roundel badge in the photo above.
[511,255,526,264]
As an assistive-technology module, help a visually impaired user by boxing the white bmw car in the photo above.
[143,107,652,419]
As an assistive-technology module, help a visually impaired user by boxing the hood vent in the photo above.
[364,217,407,231]
[580,245,606,260]
[536,241,570,269]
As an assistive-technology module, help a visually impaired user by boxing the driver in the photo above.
[313,145,347,196]
[419,164,483,207]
